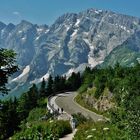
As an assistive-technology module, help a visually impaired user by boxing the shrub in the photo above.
[73,122,127,140]
[12,120,72,140]
[27,108,47,122]
[72,112,88,127]
[52,120,72,138]
[37,98,47,108]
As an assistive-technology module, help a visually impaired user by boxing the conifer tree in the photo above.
[46,75,53,96]
[53,75,60,93]
[39,78,46,97]
[28,84,38,108]
[67,72,81,91]
[0,48,18,94]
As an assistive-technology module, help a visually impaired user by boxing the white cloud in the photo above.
[13,11,21,18]
[13,11,20,16]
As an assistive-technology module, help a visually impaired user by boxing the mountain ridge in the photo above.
[0,8,140,97]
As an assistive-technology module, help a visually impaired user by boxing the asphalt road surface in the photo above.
[55,92,104,121]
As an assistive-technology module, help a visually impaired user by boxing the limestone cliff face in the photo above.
[0,8,140,96]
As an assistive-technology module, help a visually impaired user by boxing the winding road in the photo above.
[48,92,105,140]
[49,92,104,121]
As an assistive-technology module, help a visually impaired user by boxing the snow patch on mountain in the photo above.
[75,19,80,27]
[37,28,44,33]
[66,27,70,31]
[21,37,26,41]
[83,38,104,67]
[12,65,30,82]
[115,24,131,33]
[71,29,78,37]
[30,73,50,84]
[97,34,101,38]
[18,30,22,34]
[98,10,103,13]
[45,29,49,34]
[83,39,94,49]
[66,68,75,76]
[0,29,5,37]
[40,73,50,82]
[95,10,100,14]
[35,36,40,40]
[94,10,102,14]
[1,29,4,33]
[88,56,96,67]
[88,56,104,67]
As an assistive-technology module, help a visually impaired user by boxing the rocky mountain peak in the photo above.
[6,23,15,30]
[20,20,33,25]
[16,20,33,32]
[0,22,6,30]
[0,8,140,98]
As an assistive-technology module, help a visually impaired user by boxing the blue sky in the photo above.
[0,0,140,25]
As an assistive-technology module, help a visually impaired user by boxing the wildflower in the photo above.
[49,120,53,123]
[86,135,93,139]
[91,128,96,131]
[103,127,109,131]
[97,118,103,121]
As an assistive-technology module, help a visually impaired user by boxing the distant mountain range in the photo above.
[0,8,140,98]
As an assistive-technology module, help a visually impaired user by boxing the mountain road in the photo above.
[53,92,104,121]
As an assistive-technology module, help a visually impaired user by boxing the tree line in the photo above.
[40,72,81,97]
[0,72,82,139]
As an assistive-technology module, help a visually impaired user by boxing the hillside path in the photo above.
[59,129,77,140]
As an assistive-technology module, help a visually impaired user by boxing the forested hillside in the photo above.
[0,72,81,139]
[74,62,140,139]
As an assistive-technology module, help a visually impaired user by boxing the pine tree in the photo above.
[28,84,38,108]
[53,75,60,93]
[59,76,67,91]
[53,75,67,93]
[39,78,46,97]
[67,72,81,91]
[0,99,20,139]
[0,48,18,95]
[46,75,53,96]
